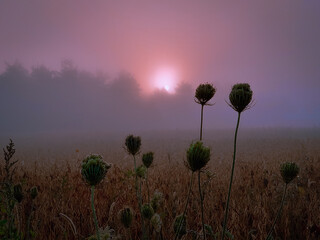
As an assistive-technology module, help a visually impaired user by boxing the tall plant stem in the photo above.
[198,171,206,240]
[222,112,241,240]
[266,184,288,240]
[91,186,100,240]
[146,169,150,203]
[200,104,204,141]
[174,172,194,240]
[133,155,145,237]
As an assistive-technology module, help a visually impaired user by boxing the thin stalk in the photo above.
[198,171,206,240]
[26,202,34,240]
[139,176,146,239]
[265,184,288,240]
[174,172,194,240]
[200,104,204,141]
[134,155,145,237]
[222,112,241,240]
[146,169,150,203]
[91,186,100,240]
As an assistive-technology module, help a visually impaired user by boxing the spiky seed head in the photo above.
[141,204,154,220]
[13,183,23,203]
[151,213,162,233]
[118,207,133,228]
[125,135,141,156]
[195,83,216,106]
[136,165,147,178]
[228,83,253,113]
[173,214,187,239]
[30,186,38,200]
[142,152,154,168]
[151,190,163,212]
[186,141,210,172]
[280,162,299,184]
[81,154,111,186]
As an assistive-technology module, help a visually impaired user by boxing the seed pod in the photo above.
[81,154,111,186]
[186,141,210,172]
[118,207,133,228]
[136,165,147,178]
[142,152,154,168]
[125,135,141,156]
[151,213,162,233]
[195,83,216,106]
[280,162,299,184]
[13,183,23,203]
[151,190,163,212]
[141,204,154,220]
[228,83,253,113]
[30,186,38,200]
[173,214,187,239]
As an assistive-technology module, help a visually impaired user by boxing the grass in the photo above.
[1,130,319,239]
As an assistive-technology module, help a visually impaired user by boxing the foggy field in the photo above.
[2,128,319,239]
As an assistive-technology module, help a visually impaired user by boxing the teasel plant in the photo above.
[142,152,154,202]
[222,83,253,240]
[265,162,299,240]
[175,141,210,240]
[194,83,216,141]
[124,135,146,237]
[81,154,111,240]
[118,207,134,240]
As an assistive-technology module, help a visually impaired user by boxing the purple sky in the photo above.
[0,0,319,131]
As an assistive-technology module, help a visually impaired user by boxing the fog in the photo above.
[0,61,319,138]
[0,1,320,137]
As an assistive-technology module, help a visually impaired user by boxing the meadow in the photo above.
[1,128,319,240]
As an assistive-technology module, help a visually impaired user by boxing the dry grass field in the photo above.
[1,128,320,240]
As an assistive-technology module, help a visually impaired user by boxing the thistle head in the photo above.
[81,154,111,186]
[151,190,163,212]
[151,213,162,233]
[186,141,210,172]
[13,183,23,203]
[228,83,253,113]
[30,186,38,200]
[118,207,133,228]
[141,204,154,220]
[173,214,187,239]
[136,165,147,178]
[195,83,216,106]
[142,152,154,168]
[125,135,141,156]
[280,162,299,184]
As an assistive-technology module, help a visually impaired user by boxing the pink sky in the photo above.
[1,1,319,93]
[0,1,319,129]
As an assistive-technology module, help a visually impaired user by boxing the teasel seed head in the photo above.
[125,135,141,156]
[81,154,111,186]
[151,213,162,233]
[280,162,299,184]
[141,204,154,220]
[142,152,154,168]
[173,214,187,239]
[186,141,210,172]
[136,165,147,178]
[30,186,38,200]
[13,183,23,203]
[195,83,216,106]
[118,207,133,228]
[228,83,253,113]
[151,190,163,212]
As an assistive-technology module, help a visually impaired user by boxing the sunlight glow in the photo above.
[153,68,177,93]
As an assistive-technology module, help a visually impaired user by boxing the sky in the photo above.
[0,0,320,134]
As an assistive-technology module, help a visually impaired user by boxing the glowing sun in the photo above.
[153,68,177,93]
